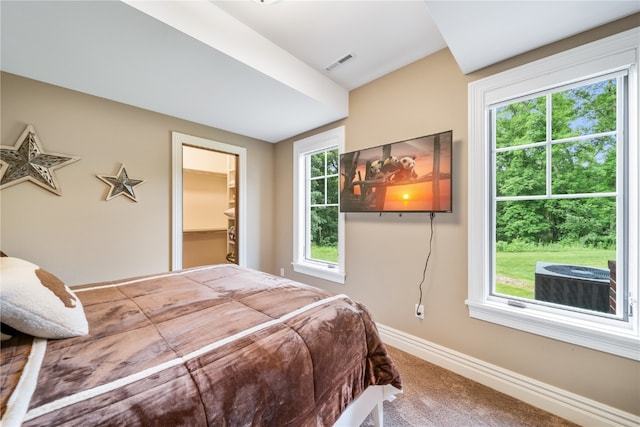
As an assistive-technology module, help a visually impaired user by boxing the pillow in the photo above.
[0,257,88,339]
[0,323,20,341]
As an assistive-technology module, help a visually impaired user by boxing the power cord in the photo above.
[416,212,435,316]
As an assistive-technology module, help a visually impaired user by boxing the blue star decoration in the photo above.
[97,164,145,202]
[0,125,80,196]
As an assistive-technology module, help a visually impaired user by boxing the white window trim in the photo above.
[467,28,639,360]
[292,126,346,284]
[291,126,346,284]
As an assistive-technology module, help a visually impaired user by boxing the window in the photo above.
[293,126,345,283]
[494,76,621,314]
[468,29,639,360]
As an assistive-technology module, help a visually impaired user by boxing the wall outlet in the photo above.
[280,267,285,277]
[415,304,424,319]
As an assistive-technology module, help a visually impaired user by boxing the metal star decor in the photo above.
[97,164,145,202]
[0,125,80,196]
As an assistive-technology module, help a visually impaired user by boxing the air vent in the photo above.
[324,53,354,72]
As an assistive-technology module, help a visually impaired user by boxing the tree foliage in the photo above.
[495,79,617,249]
[309,149,339,249]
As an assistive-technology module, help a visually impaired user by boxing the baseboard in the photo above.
[377,323,640,427]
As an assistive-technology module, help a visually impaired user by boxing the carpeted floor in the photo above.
[361,346,579,427]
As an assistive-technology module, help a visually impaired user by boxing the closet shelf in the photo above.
[183,227,227,234]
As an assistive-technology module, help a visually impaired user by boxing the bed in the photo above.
[0,259,401,426]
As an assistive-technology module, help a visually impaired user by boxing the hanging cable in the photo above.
[416,212,435,316]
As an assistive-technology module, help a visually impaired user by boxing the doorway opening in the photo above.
[171,132,247,270]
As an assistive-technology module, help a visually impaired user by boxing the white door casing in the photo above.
[171,132,247,270]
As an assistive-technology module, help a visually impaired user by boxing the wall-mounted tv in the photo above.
[339,130,452,213]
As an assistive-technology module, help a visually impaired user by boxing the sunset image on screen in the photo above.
[339,131,452,213]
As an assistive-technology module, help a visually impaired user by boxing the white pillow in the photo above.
[0,257,88,339]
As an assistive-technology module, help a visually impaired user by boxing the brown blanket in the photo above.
[1,264,401,426]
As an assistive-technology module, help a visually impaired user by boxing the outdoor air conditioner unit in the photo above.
[534,261,610,313]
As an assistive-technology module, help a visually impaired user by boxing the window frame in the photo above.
[491,74,624,319]
[293,126,346,284]
[467,28,639,360]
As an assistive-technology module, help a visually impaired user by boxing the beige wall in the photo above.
[274,16,640,415]
[0,72,275,285]
[183,231,227,268]
[183,170,228,231]
[182,170,228,268]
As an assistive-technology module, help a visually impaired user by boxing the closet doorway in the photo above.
[171,132,247,270]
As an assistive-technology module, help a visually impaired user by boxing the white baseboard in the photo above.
[377,323,640,427]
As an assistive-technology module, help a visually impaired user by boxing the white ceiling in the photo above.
[1,1,638,143]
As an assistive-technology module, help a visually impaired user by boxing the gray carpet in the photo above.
[360,346,579,427]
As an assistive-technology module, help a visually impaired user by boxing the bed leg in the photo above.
[372,401,383,427]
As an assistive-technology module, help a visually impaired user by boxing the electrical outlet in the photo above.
[280,267,285,277]
[415,304,424,319]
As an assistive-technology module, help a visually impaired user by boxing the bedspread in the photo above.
[1,264,401,426]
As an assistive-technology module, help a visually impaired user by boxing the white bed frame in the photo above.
[333,384,401,427]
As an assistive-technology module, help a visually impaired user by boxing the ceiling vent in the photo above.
[324,53,354,72]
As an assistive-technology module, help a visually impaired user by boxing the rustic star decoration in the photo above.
[0,125,80,196]
[97,164,145,202]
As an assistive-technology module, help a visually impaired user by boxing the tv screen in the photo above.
[339,130,452,213]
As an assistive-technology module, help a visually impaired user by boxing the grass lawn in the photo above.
[310,244,338,263]
[496,248,615,299]
[310,244,614,300]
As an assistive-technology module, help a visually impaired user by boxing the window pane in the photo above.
[495,198,616,314]
[327,149,339,175]
[495,97,546,148]
[551,137,616,194]
[497,198,616,249]
[310,206,338,263]
[327,176,339,204]
[552,79,616,140]
[310,152,325,178]
[311,178,325,204]
[496,199,550,244]
[496,147,546,197]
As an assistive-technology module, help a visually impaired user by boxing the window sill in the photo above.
[466,299,640,361]
[292,261,345,284]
